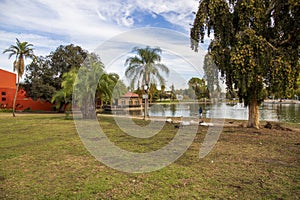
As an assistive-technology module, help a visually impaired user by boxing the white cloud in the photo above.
[0,30,68,72]
[93,27,207,89]
[0,0,208,83]
[135,0,198,30]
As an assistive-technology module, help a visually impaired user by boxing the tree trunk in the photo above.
[248,96,260,129]
[144,73,150,120]
[149,93,153,104]
[81,95,95,119]
[12,76,19,117]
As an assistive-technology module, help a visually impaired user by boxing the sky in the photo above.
[0,0,212,89]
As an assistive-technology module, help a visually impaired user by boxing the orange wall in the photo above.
[0,88,15,108]
[15,89,54,111]
[0,69,16,108]
[0,69,16,89]
[0,68,54,111]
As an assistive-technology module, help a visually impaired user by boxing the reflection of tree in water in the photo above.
[285,104,298,123]
[170,104,176,116]
[189,104,198,116]
[149,104,165,116]
[276,104,282,121]
[275,104,300,123]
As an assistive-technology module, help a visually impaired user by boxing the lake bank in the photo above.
[263,99,300,104]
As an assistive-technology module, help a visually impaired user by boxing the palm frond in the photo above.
[125,46,169,90]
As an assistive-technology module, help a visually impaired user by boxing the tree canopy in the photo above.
[191,0,300,128]
[52,53,127,117]
[24,44,88,102]
[125,46,169,89]
[188,77,208,100]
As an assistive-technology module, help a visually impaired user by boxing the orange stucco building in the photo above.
[0,69,53,111]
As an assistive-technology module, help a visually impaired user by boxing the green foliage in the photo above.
[0,108,12,113]
[125,46,169,89]
[53,53,126,118]
[73,55,105,118]
[51,68,77,110]
[149,83,159,103]
[50,44,88,77]
[24,44,88,102]
[24,56,57,101]
[191,0,300,106]
[111,75,127,101]
[191,0,300,127]
[3,38,35,79]
[98,73,120,105]
[294,74,300,98]
[188,77,208,99]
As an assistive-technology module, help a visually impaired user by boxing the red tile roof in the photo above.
[121,92,139,98]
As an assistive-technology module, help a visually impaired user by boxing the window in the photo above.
[135,100,139,105]
[121,100,125,105]
[129,99,133,105]
[1,92,6,96]
[1,97,6,101]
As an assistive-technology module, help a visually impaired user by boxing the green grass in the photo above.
[0,113,299,199]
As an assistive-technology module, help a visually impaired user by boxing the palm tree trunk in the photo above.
[144,73,150,120]
[145,97,149,118]
[12,76,19,117]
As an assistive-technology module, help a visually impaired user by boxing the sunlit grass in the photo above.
[0,113,299,199]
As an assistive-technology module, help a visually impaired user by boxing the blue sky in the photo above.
[0,0,212,89]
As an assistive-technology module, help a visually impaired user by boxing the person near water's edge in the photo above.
[199,107,203,118]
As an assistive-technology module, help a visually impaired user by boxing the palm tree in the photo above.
[97,73,119,107]
[3,38,35,117]
[74,60,105,119]
[125,46,169,119]
[51,69,77,112]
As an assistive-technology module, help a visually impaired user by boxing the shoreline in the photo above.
[263,99,300,104]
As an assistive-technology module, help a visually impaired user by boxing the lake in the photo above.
[148,102,300,123]
[108,102,300,123]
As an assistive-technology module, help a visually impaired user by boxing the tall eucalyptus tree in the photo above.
[191,0,300,128]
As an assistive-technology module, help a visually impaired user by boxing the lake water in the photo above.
[106,102,300,123]
[148,102,300,123]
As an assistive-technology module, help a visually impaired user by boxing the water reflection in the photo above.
[100,102,300,123]
[148,102,300,123]
[260,103,300,123]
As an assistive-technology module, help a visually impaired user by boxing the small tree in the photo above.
[170,84,176,101]
[149,83,159,103]
[159,84,166,101]
[188,77,207,100]
[51,69,77,112]
[3,38,35,117]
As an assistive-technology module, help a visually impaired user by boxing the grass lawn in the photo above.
[0,113,299,199]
